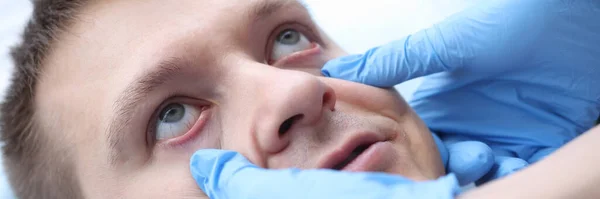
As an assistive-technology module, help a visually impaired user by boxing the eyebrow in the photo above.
[107,57,184,166]
[251,0,308,22]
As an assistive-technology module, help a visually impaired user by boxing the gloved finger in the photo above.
[419,0,557,74]
[431,133,449,169]
[445,141,494,186]
[475,155,528,185]
[190,149,460,199]
[321,1,546,87]
[492,156,528,178]
[527,147,558,163]
[321,37,439,87]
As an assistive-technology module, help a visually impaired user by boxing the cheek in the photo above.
[400,110,445,179]
[293,68,322,76]
[215,101,266,167]
[322,79,444,178]
[124,164,207,199]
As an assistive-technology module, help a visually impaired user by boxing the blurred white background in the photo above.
[0,0,477,197]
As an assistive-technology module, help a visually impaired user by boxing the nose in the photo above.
[255,70,336,154]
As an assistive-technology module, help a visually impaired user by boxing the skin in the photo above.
[36,0,444,198]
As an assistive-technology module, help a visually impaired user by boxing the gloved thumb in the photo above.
[190,149,258,199]
[191,149,401,199]
[190,149,459,199]
[445,141,494,186]
[476,155,528,185]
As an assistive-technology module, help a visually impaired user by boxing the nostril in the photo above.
[322,88,336,111]
[279,114,303,136]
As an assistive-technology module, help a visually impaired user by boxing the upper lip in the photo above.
[317,132,385,170]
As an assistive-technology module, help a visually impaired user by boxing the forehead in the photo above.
[38,0,309,111]
[76,0,306,60]
[55,0,308,78]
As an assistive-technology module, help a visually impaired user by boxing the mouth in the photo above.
[331,144,372,170]
[319,133,390,172]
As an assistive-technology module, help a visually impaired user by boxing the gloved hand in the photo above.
[322,0,599,184]
[431,133,494,186]
[322,0,600,87]
[190,149,461,199]
[441,136,527,186]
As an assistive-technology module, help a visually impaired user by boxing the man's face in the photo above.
[37,0,444,198]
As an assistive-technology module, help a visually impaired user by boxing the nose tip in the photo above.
[278,85,336,130]
[257,74,337,154]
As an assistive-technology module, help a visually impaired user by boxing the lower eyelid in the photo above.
[271,42,323,67]
[155,105,212,148]
[265,24,321,64]
[275,33,311,58]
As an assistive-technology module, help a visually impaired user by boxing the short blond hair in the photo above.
[1,0,87,198]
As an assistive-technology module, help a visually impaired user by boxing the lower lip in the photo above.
[342,141,395,172]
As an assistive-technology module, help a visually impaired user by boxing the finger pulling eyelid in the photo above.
[265,22,322,61]
[271,42,323,67]
[156,107,212,148]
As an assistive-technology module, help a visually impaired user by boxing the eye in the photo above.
[270,28,312,61]
[155,103,202,140]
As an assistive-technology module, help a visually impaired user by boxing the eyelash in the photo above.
[146,95,207,148]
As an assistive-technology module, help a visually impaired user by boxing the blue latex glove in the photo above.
[323,0,600,184]
[190,149,461,199]
[441,136,527,186]
[431,133,494,186]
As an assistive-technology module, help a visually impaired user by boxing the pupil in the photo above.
[277,29,300,45]
[159,103,185,123]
